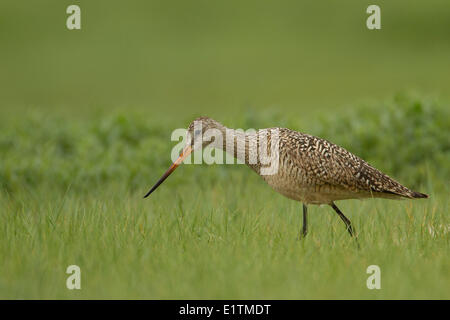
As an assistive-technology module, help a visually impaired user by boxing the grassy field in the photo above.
[0,181,448,299]
[0,1,449,299]
[0,97,448,299]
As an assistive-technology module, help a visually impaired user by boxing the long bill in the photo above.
[143,145,192,198]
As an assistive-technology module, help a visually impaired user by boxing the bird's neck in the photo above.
[207,126,261,170]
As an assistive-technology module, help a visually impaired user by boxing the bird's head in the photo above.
[186,116,225,150]
[143,116,225,198]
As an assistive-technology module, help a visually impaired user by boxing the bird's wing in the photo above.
[282,130,416,198]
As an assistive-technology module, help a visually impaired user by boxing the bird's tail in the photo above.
[410,191,429,199]
[360,162,429,200]
[373,173,429,199]
[377,188,429,200]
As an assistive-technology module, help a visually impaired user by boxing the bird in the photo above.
[144,116,428,238]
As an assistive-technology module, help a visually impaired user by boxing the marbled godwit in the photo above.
[144,117,428,238]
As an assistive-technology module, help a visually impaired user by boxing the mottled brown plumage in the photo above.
[146,116,428,238]
[267,127,428,204]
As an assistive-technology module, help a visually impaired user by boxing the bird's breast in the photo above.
[259,170,366,205]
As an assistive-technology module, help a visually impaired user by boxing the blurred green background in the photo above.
[1,0,450,116]
[0,0,449,299]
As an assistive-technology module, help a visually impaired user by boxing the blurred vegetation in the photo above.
[1,1,450,117]
[0,95,447,196]
[316,95,450,190]
[1,0,448,196]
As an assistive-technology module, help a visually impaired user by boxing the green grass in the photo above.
[0,97,448,299]
[0,178,448,299]
[0,0,449,299]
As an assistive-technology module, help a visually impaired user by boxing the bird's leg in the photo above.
[299,203,308,239]
[330,202,355,237]
[302,204,308,237]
